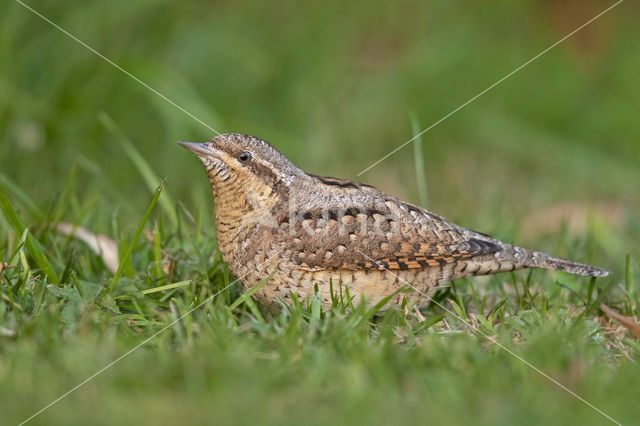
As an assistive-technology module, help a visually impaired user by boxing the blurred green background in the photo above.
[2,0,640,425]
[2,0,639,228]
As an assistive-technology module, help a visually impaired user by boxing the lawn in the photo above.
[1,1,639,425]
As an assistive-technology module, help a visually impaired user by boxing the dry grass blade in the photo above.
[0,262,17,273]
[54,223,119,274]
[600,303,640,339]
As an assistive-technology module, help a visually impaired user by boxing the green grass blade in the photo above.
[109,179,165,293]
[0,173,46,222]
[99,111,178,227]
[241,295,265,323]
[229,272,274,311]
[417,312,445,329]
[143,280,192,295]
[364,285,409,319]
[486,298,507,323]
[625,253,633,292]
[0,183,60,284]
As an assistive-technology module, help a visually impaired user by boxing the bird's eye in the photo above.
[237,151,252,164]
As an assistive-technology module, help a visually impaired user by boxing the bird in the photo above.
[179,133,609,309]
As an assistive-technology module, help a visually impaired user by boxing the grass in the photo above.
[2,1,640,425]
[1,146,639,426]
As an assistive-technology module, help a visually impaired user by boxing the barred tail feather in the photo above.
[527,250,609,277]
[454,237,609,279]
[483,242,610,278]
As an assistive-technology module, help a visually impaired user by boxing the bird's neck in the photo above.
[209,176,283,258]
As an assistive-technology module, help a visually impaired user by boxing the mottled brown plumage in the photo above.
[179,133,609,309]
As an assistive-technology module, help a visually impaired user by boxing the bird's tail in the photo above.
[453,236,610,279]
[524,249,609,277]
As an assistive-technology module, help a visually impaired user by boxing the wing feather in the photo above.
[283,181,502,271]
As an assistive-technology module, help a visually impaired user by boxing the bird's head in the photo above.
[179,133,302,213]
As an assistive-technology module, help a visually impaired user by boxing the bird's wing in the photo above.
[283,187,501,271]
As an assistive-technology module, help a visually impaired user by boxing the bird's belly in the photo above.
[232,259,449,309]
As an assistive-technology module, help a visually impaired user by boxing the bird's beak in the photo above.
[177,141,215,157]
